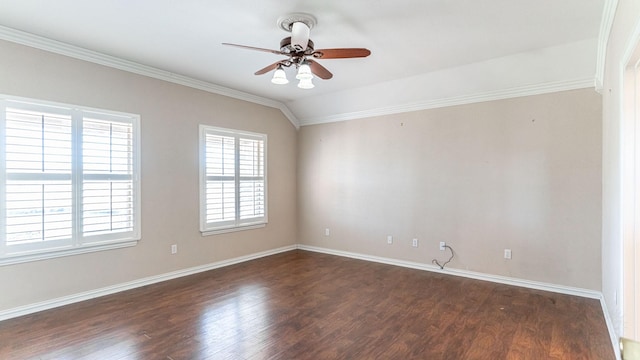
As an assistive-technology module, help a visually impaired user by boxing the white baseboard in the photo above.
[0,243,621,359]
[297,244,621,359]
[0,245,296,322]
[297,245,601,298]
[599,295,622,359]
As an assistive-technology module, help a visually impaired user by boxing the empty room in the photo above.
[0,1,639,359]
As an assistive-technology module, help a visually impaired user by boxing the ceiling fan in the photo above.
[223,13,371,89]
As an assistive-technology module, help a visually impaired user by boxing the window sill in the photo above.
[201,223,266,237]
[0,240,139,266]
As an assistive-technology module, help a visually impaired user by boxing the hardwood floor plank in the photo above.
[0,250,614,359]
[505,293,554,359]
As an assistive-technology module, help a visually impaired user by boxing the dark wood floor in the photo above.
[0,250,614,359]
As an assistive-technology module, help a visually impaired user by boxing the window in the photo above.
[0,97,140,264]
[199,125,267,234]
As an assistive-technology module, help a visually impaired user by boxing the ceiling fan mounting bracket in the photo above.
[277,13,317,32]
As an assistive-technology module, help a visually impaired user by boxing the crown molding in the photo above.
[0,22,600,130]
[0,25,300,129]
[298,77,595,126]
[595,0,619,92]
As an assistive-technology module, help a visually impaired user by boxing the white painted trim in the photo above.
[298,78,595,126]
[297,245,601,298]
[275,104,299,129]
[0,240,138,267]
[201,224,266,236]
[595,0,620,92]
[600,294,623,359]
[0,245,296,321]
[0,25,300,130]
[618,16,640,344]
[621,14,640,68]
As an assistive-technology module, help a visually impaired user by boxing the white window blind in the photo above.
[5,108,73,251]
[82,117,135,240]
[0,97,141,264]
[200,125,266,234]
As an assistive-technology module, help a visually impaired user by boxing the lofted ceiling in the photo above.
[0,1,606,127]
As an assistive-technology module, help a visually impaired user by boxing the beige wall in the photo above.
[0,27,610,315]
[601,0,640,337]
[0,40,298,311]
[298,88,602,290]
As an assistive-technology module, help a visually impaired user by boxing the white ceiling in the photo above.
[0,1,606,126]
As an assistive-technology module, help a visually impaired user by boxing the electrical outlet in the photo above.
[504,249,512,259]
[439,241,446,251]
[325,228,330,236]
[412,238,418,247]
[387,235,393,244]
[171,244,178,254]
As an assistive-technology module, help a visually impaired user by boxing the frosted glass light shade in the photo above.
[298,78,314,89]
[296,63,313,80]
[271,67,288,84]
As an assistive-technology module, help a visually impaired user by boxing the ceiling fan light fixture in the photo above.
[298,78,315,89]
[271,65,289,84]
[296,63,313,80]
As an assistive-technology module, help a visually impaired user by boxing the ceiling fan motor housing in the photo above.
[277,13,317,52]
[291,22,310,51]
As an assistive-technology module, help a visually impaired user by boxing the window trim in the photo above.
[199,125,268,236]
[0,95,141,266]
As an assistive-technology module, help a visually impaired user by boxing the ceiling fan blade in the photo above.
[254,61,284,75]
[222,43,285,56]
[312,48,371,59]
[308,60,333,80]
